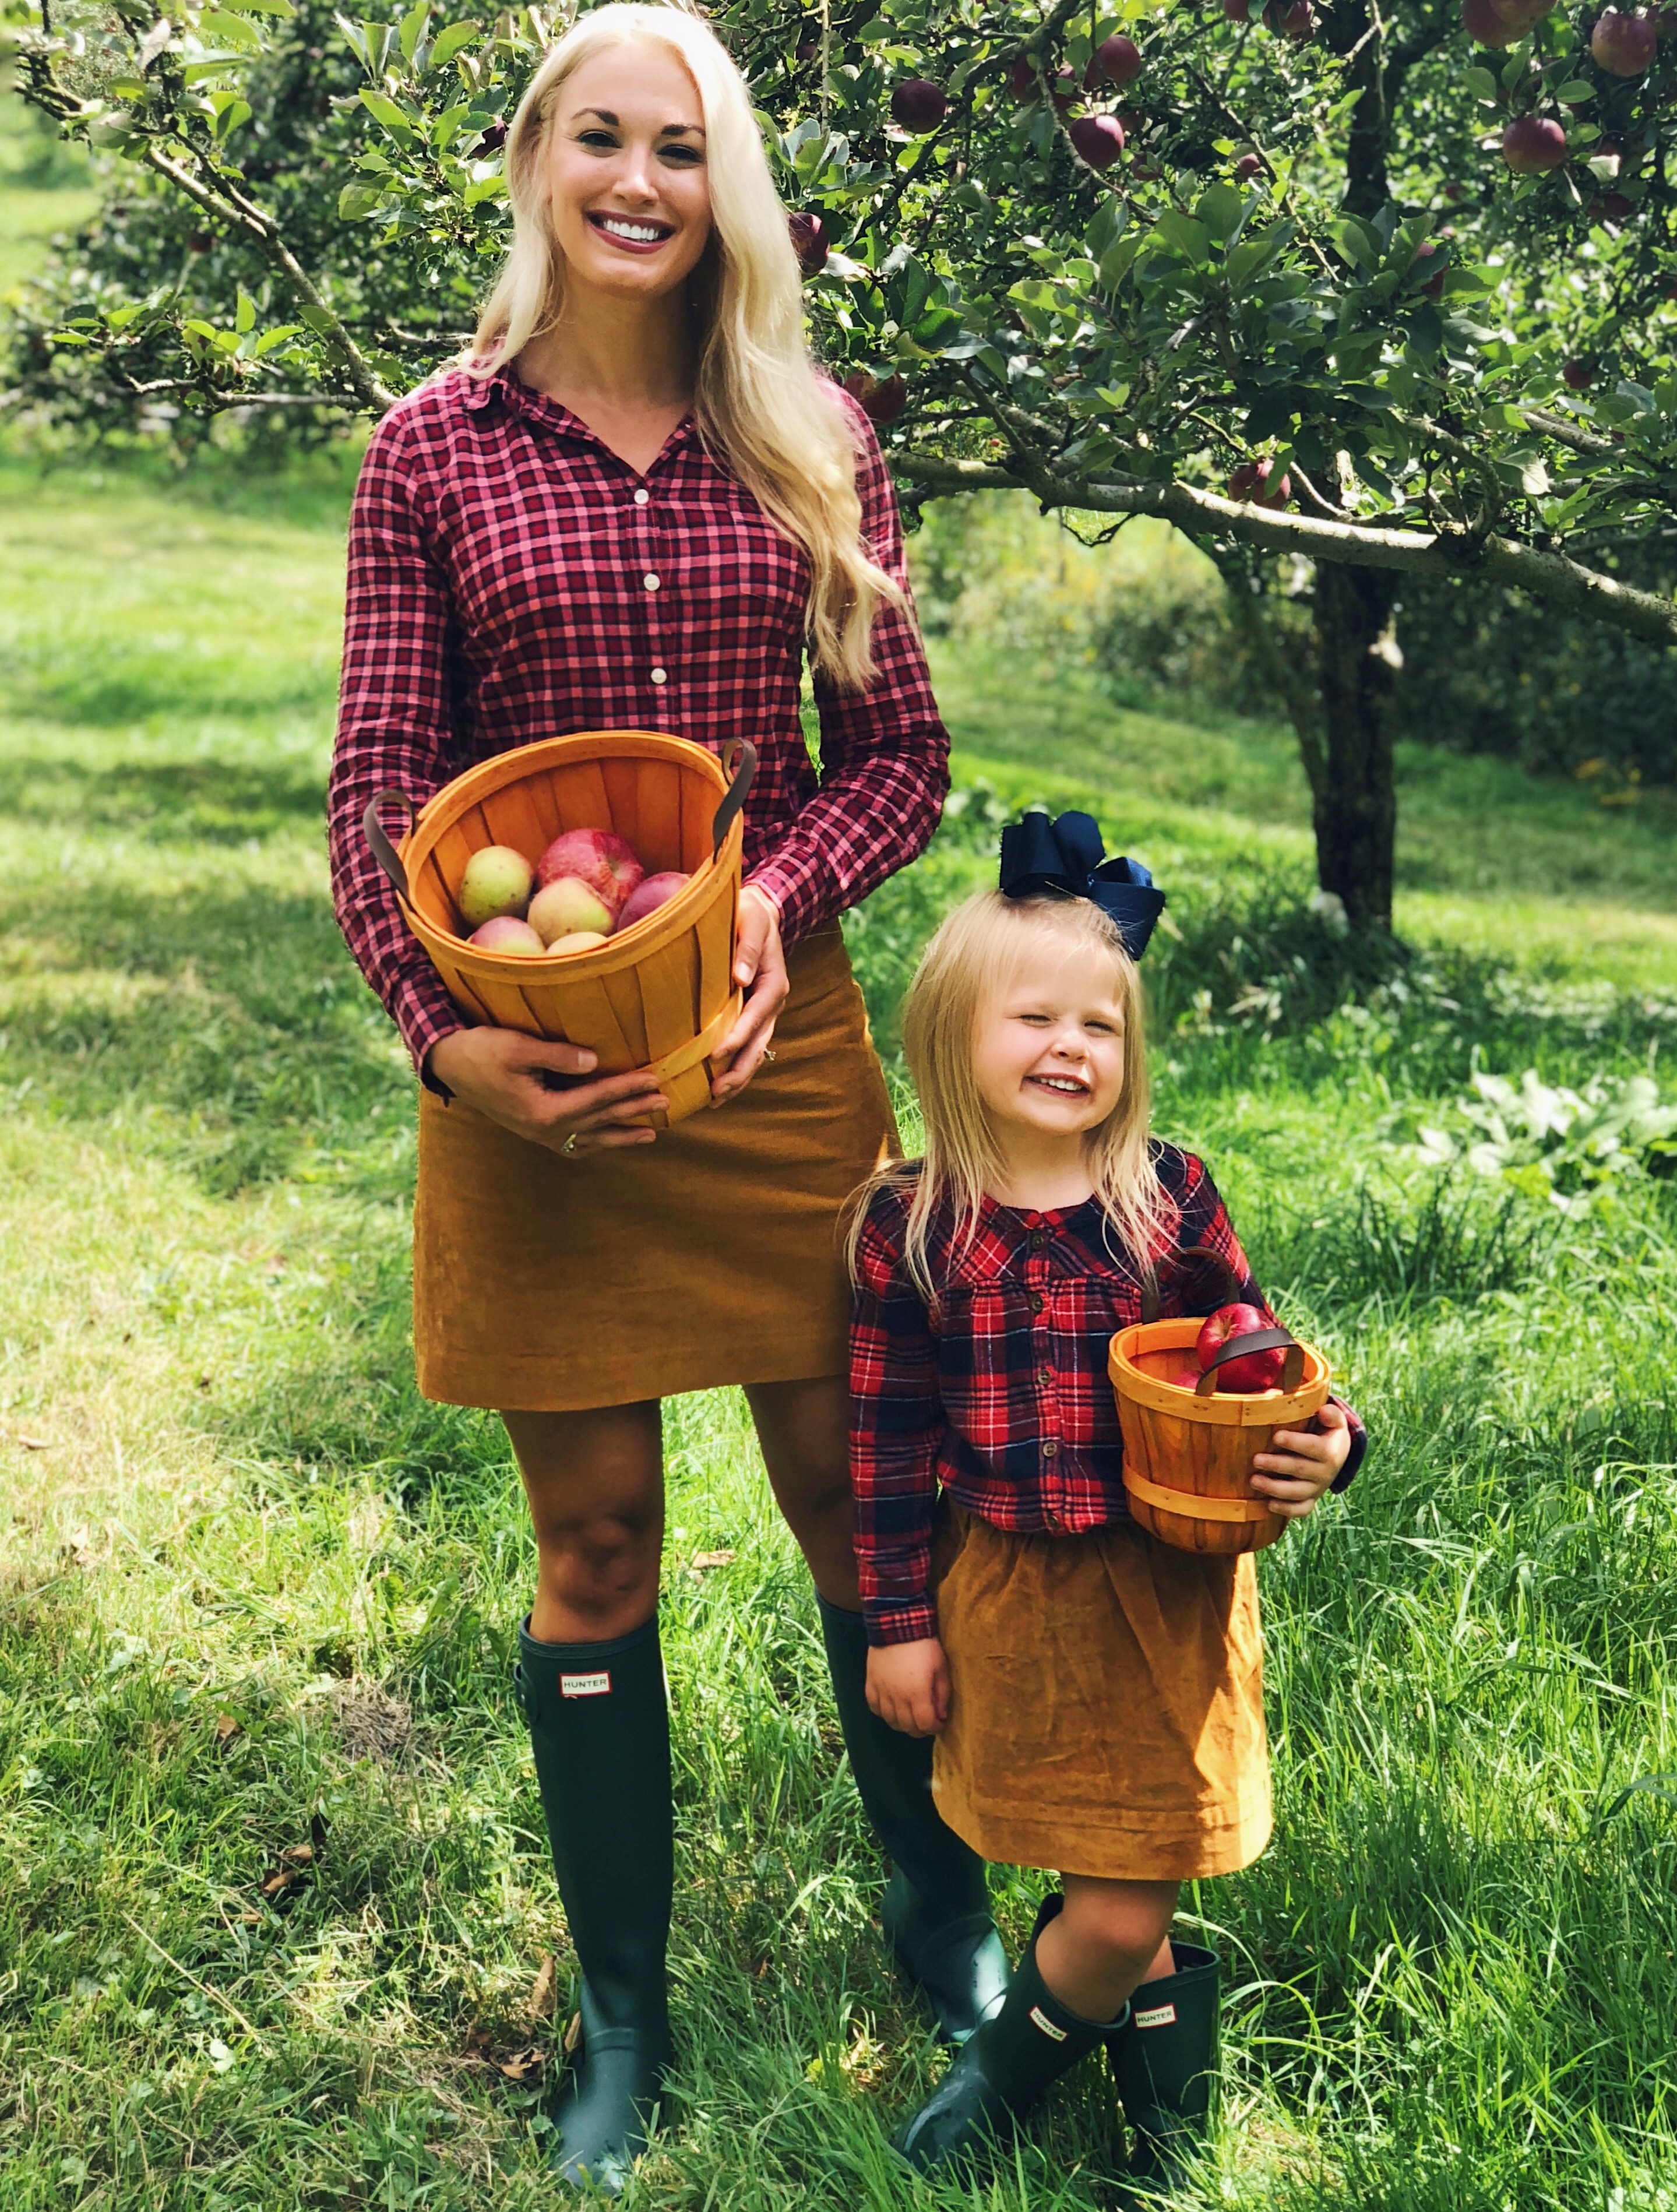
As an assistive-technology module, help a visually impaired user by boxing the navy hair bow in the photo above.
[998,809,1167,960]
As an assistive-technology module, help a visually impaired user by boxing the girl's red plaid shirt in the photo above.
[849,1147,1368,1647]
[326,364,950,1076]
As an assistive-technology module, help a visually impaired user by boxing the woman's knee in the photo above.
[503,1403,665,1628]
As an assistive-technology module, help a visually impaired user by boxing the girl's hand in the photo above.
[866,1636,951,1738]
[710,884,788,1104]
[425,1027,667,1155]
[1250,1399,1352,1520]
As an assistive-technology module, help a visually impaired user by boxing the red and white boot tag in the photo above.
[560,1671,612,1698]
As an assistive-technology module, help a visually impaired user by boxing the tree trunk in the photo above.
[1311,562,1400,931]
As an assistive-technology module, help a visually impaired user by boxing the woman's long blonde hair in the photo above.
[852,892,1168,1298]
[467,1,898,688]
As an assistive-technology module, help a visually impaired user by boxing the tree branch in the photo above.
[895,451,1677,644]
[143,142,396,412]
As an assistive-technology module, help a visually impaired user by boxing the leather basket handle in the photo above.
[1195,1326,1305,1396]
[711,738,758,858]
[1140,1244,1245,1326]
[364,790,418,904]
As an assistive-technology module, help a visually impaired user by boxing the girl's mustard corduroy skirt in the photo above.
[412,924,896,1410]
[929,1503,1273,1882]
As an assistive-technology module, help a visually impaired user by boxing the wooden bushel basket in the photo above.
[363,730,756,1129]
[1108,1318,1330,1556]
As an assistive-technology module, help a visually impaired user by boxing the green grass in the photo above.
[2,456,1676,2211]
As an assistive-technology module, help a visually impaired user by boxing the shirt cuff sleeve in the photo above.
[1327,1397,1367,1491]
[393,968,467,1095]
[863,1597,940,1648]
[746,848,837,950]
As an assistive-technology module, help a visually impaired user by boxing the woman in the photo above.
[326,3,1005,2193]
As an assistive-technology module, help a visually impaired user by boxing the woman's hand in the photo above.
[866,1636,951,1738]
[425,1027,667,1156]
[710,883,789,1104]
[1250,1399,1352,1520]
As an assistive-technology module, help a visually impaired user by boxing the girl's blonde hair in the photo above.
[467,0,899,688]
[853,892,1168,1297]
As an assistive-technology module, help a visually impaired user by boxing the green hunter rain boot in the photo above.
[515,1614,675,2197]
[1107,1940,1221,2199]
[892,1894,1125,2172]
[818,1594,1009,2043]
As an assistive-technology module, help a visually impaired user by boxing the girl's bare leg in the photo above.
[1037,1875,1181,2020]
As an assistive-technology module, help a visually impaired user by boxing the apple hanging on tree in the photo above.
[1086,33,1143,88]
[1502,114,1568,171]
[1068,114,1126,168]
[890,78,947,132]
[1229,456,1291,506]
[1593,9,1658,72]
[787,211,827,276]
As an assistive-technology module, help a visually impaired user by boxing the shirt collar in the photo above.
[457,360,698,466]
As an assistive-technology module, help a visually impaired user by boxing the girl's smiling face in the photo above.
[972,932,1129,1146]
[544,44,713,301]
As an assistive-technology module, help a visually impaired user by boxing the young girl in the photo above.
[848,813,1365,2184]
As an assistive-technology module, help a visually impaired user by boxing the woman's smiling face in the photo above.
[544,43,713,302]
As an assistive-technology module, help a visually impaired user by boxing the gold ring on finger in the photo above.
[562,1132,579,1156]
[763,1048,776,1062]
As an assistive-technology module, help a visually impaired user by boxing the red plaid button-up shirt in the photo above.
[326,365,950,1075]
[850,1146,1368,1646]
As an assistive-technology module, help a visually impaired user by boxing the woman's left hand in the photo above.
[710,883,789,1103]
[1249,1400,1352,1520]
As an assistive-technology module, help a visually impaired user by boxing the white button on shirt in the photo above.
[650,667,668,685]
[643,573,660,591]
[633,488,650,506]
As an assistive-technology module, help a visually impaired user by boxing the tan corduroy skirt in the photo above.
[929,1503,1272,1882]
[413,924,896,1410]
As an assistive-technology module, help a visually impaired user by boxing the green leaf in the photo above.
[360,88,417,138]
[1150,211,1211,265]
[235,288,256,333]
[253,325,303,354]
[336,179,382,219]
[298,305,339,336]
[1194,182,1245,246]
[1225,230,1281,295]
[1464,65,1499,99]
[1553,78,1593,100]
[213,98,253,139]
[463,174,506,206]
[1097,235,1142,288]
[199,9,263,45]
[428,20,478,68]
[219,0,295,13]
[398,0,429,64]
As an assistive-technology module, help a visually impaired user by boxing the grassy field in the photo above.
[1,438,1675,2212]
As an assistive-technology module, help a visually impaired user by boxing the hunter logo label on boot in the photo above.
[1028,2006,1069,2041]
[561,1671,612,1698]
[1134,2002,1178,2028]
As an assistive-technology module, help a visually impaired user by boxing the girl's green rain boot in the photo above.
[1106,1940,1221,2198]
[892,1895,1125,2173]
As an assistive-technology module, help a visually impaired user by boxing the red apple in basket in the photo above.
[1170,1367,1204,1390]
[535,827,643,917]
[616,869,691,929]
[1196,1302,1287,1392]
[529,876,613,944]
[457,844,535,929]
[548,929,611,953]
[468,915,545,954]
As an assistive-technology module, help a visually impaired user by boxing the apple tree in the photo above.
[12,0,1677,926]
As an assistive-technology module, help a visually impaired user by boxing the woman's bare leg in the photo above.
[502,1401,665,1642]
[744,1373,859,1609]
[1036,1875,1180,2021]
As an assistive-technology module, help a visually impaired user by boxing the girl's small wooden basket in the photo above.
[363,730,755,1129]
[1108,1317,1330,1556]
